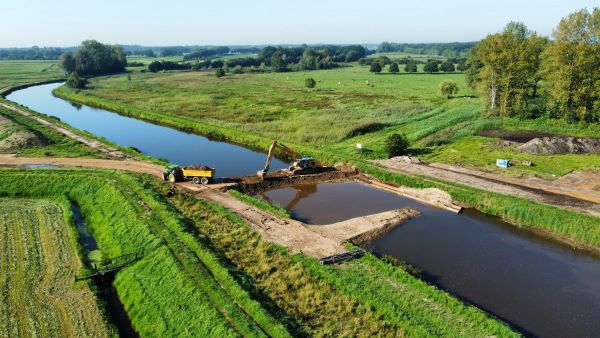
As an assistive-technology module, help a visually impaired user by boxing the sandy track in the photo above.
[372,158,600,218]
[0,154,164,176]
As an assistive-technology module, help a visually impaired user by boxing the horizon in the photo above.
[2,0,598,48]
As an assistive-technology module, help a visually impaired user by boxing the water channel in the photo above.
[7,83,600,338]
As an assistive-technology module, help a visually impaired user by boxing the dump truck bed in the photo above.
[181,166,215,178]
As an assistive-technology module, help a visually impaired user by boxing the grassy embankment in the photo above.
[0,105,101,157]
[0,60,64,95]
[53,67,600,251]
[0,198,113,337]
[0,168,518,337]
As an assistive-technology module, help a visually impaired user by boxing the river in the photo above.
[8,83,600,338]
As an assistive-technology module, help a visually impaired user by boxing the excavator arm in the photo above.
[259,141,297,177]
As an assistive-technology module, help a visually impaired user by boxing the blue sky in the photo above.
[2,0,598,47]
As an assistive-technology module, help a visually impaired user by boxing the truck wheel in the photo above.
[192,177,200,184]
[200,177,209,185]
[168,173,176,183]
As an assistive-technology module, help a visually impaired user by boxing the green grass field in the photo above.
[0,60,64,94]
[54,64,600,177]
[0,198,112,338]
[0,168,518,337]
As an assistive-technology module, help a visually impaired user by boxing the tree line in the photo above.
[467,7,600,123]
[0,46,70,60]
[257,45,369,71]
[376,42,475,58]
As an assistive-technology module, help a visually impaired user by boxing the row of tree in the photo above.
[369,59,464,73]
[58,40,127,87]
[467,8,599,122]
[258,45,369,72]
[0,46,70,60]
[376,42,475,57]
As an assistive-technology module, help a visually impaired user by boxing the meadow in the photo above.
[0,60,64,94]
[0,198,112,337]
[54,63,600,177]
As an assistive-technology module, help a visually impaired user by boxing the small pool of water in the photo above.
[262,181,600,338]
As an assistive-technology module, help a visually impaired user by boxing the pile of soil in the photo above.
[0,115,46,152]
[479,129,559,143]
[519,137,600,155]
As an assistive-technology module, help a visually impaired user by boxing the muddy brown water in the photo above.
[71,203,139,338]
[261,181,600,338]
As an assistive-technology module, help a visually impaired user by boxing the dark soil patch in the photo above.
[479,129,562,143]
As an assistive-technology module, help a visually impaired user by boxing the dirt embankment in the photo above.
[519,137,600,155]
[0,114,47,152]
[373,157,600,218]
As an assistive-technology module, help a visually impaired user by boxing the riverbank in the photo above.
[51,84,600,255]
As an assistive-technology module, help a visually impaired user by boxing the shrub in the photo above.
[305,78,316,88]
[389,62,399,73]
[405,61,417,72]
[423,60,439,73]
[440,60,456,72]
[438,80,459,99]
[215,68,225,78]
[66,73,86,89]
[369,62,382,73]
[385,133,409,157]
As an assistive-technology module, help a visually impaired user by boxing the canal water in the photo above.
[6,82,288,178]
[8,83,600,338]
[261,181,600,338]
[71,203,138,338]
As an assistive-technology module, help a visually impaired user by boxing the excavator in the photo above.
[258,140,320,178]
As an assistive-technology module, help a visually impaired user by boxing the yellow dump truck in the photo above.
[163,164,215,184]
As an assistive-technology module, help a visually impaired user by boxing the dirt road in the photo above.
[372,158,600,218]
[0,154,163,176]
[0,154,415,258]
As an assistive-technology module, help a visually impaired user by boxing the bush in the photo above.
[388,63,399,73]
[385,133,409,158]
[215,68,225,78]
[305,78,316,88]
[405,62,417,72]
[370,62,382,73]
[66,73,86,89]
[438,80,459,99]
[423,60,439,73]
[440,60,455,72]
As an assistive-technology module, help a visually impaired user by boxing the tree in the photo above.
[467,22,547,117]
[305,78,316,88]
[72,40,127,76]
[270,51,288,72]
[58,52,76,74]
[423,60,439,72]
[369,62,382,73]
[440,60,455,72]
[439,80,459,98]
[404,61,417,72]
[215,68,225,78]
[457,59,468,71]
[388,62,399,73]
[543,8,600,122]
[385,134,409,158]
